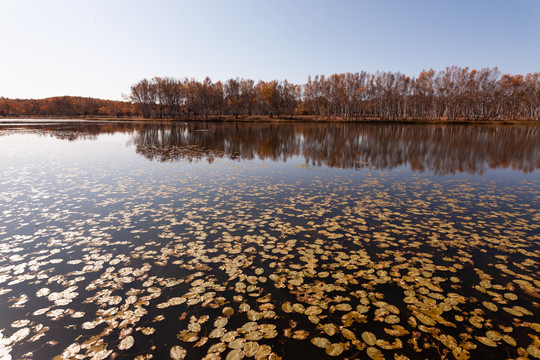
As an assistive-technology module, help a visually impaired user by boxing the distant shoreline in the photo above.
[1,115,539,125]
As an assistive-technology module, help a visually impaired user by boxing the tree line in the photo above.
[129,77,300,119]
[0,96,136,118]
[1,67,538,121]
[129,67,539,121]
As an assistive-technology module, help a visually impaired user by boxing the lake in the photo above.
[0,121,539,360]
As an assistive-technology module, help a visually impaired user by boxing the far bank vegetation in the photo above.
[1,67,538,121]
[129,67,539,121]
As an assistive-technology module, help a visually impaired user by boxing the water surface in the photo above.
[0,121,539,360]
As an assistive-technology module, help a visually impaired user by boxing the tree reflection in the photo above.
[1,121,538,175]
[132,123,540,175]
[0,121,142,141]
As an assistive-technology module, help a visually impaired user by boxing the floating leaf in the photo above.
[214,317,228,328]
[305,306,322,316]
[342,328,356,340]
[208,343,227,354]
[209,328,226,338]
[141,327,156,335]
[452,346,471,360]
[366,346,384,360]
[311,337,331,349]
[292,303,305,314]
[325,343,344,357]
[527,345,540,358]
[223,307,234,317]
[502,335,516,346]
[194,337,208,348]
[292,330,309,340]
[323,323,337,336]
[229,338,246,349]
[188,322,201,333]
[11,319,30,328]
[362,331,377,346]
[440,334,457,350]
[244,342,259,357]
[502,307,523,317]
[485,331,502,341]
[415,313,436,326]
[169,297,186,306]
[221,331,238,343]
[482,301,498,312]
[385,315,400,324]
[254,345,271,360]
[335,303,352,311]
[476,336,497,347]
[244,331,263,341]
[226,349,245,360]
[376,339,394,350]
[281,302,293,313]
[119,336,134,350]
[170,345,187,360]
[469,317,483,328]
[36,288,50,297]
[384,325,409,337]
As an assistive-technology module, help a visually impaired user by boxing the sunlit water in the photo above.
[0,121,539,360]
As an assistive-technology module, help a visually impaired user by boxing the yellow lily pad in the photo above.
[366,346,384,360]
[527,345,540,358]
[476,336,497,347]
[502,335,516,346]
[362,331,377,346]
[311,337,331,349]
[482,301,498,312]
[325,343,344,357]
[226,349,245,360]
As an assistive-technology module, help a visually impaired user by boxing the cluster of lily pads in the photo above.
[0,129,539,360]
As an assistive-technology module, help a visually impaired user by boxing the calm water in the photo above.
[0,121,539,360]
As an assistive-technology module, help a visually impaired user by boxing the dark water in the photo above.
[0,121,539,360]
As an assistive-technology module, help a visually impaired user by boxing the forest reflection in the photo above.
[132,123,540,175]
[2,121,539,175]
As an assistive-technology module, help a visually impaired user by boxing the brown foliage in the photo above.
[128,68,540,121]
[2,67,538,121]
[0,96,136,118]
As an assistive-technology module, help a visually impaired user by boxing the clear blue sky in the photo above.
[1,0,539,100]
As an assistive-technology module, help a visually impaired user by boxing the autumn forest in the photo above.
[1,67,539,121]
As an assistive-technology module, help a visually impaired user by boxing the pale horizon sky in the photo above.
[1,0,539,100]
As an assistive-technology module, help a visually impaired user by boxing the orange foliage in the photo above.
[2,67,539,121]
[0,96,136,118]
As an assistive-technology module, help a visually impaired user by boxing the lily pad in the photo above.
[311,337,331,349]
[119,335,134,350]
[170,345,187,360]
[325,343,344,357]
[366,346,384,360]
[362,331,377,346]
[476,336,497,347]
